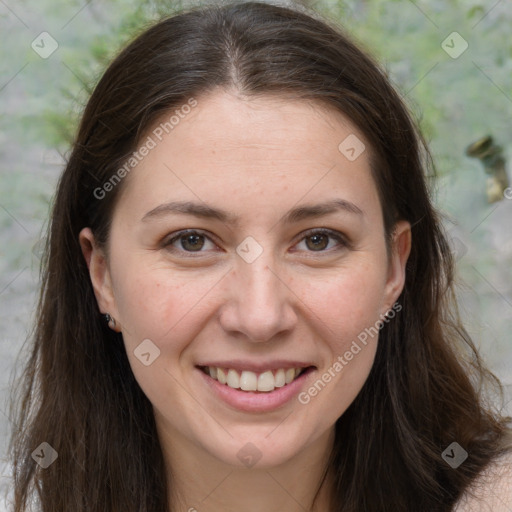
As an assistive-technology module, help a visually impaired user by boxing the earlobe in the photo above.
[79,227,120,330]
[383,220,412,312]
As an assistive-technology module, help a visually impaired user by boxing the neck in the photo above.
[157,420,336,512]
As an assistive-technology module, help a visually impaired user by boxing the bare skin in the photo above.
[80,89,411,511]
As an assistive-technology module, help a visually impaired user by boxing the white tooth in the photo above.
[285,368,295,384]
[257,370,276,392]
[274,368,286,387]
[214,367,301,389]
[227,369,240,389]
[217,368,227,384]
[240,370,258,391]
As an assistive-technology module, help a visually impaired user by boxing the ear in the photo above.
[79,227,121,332]
[381,220,411,313]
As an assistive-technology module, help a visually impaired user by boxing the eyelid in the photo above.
[163,227,350,255]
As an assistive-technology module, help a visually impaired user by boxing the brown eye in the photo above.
[295,229,348,253]
[164,230,216,254]
[180,233,205,251]
[305,233,329,251]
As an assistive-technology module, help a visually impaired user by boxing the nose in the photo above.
[218,254,298,343]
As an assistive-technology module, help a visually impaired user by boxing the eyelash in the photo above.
[162,228,349,257]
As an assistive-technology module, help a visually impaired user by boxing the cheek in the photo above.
[300,261,386,342]
[297,265,384,421]
[111,266,214,406]
[112,261,221,349]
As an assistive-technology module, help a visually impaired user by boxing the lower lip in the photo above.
[196,367,315,413]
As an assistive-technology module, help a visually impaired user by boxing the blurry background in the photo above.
[1,0,511,506]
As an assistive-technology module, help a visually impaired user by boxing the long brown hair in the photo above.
[9,2,512,510]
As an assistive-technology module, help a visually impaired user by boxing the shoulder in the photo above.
[453,451,512,512]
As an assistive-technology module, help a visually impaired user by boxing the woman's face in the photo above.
[81,90,410,469]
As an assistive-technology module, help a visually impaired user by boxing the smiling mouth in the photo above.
[197,365,315,393]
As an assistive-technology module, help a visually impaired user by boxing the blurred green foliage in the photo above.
[36,0,173,147]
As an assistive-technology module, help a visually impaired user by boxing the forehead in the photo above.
[113,89,382,226]
[152,90,363,159]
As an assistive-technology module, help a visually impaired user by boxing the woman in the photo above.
[9,1,512,511]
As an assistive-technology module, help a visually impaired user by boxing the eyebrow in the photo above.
[141,198,364,224]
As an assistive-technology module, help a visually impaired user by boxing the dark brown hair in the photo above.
[9,1,512,511]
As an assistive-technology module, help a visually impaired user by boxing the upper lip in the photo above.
[196,360,316,373]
